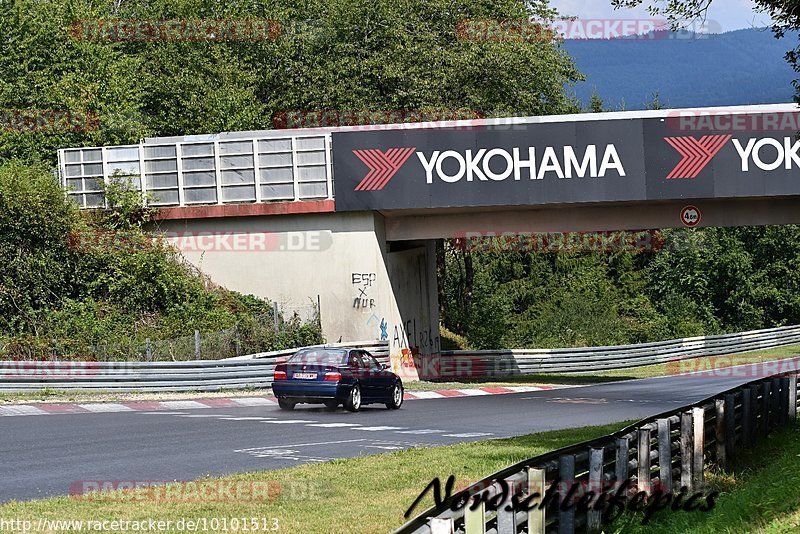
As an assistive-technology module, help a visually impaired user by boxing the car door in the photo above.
[363,351,394,401]
[347,350,372,398]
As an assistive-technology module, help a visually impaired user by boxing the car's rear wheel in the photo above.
[278,398,296,411]
[345,384,362,412]
[386,382,404,410]
[323,400,339,410]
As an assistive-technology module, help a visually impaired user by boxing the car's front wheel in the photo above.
[345,384,362,412]
[278,398,296,411]
[386,382,404,410]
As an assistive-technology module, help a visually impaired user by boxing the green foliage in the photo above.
[442,226,800,349]
[0,162,321,360]
[0,0,583,166]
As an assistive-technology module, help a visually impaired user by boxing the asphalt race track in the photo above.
[2,359,796,503]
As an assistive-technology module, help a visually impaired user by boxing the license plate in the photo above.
[293,372,317,380]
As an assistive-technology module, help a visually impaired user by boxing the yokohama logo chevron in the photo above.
[664,135,731,179]
[352,147,416,191]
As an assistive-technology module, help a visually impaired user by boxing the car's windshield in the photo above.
[288,348,347,366]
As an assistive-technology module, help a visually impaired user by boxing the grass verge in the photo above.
[612,421,800,533]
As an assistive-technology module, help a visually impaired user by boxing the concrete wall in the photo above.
[156,211,438,379]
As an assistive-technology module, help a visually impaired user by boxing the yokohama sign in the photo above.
[332,111,800,211]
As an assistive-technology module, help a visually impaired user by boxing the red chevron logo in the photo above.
[664,135,731,179]
[352,147,416,191]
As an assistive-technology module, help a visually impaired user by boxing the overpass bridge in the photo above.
[58,104,800,378]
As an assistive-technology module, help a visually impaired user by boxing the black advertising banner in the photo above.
[331,113,800,211]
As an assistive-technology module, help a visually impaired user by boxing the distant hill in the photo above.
[562,28,798,110]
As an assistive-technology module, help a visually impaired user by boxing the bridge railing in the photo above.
[0,340,388,392]
[420,325,800,379]
[58,132,333,209]
[395,371,800,534]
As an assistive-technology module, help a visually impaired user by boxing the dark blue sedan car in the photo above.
[271,347,404,412]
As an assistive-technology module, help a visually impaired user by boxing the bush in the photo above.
[0,162,323,360]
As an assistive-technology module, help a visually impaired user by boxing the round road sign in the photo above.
[680,205,701,227]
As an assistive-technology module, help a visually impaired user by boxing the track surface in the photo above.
[2,360,795,503]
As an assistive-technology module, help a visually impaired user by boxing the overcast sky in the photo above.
[549,0,772,33]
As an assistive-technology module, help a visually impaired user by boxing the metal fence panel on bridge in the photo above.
[59,132,333,208]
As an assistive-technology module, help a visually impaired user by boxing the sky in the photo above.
[549,0,773,34]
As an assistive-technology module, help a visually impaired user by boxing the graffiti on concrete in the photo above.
[352,272,376,309]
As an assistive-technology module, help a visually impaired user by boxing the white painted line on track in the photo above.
[78,403,133,413]
[160,401,210,410]
[221,417,276,421]
[352,426,406,431]
[263,419,317,424]
[454,389,491,396]
[0,406,48,416]
[408,391,444,399]
[231,397,277,406]
[305,422,362,428]
[235,439,367,451]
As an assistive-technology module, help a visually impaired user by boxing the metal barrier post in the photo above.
[657,418,673,491]
[780,377,790,426]
[762,381,771,436]
[615,437,629,486]
[637,428,651,494]
[495,478,517,534]
[724,394,736,462]
[715,399,726,468]
[772,377,782,428]
[464,496,485,534]
[587,448,603,533]
[741,390,751,448]
[526,467,546,534]
[749,385,760,441]
[194,330,201,359]
[691,407,705,489]
[680,412,693,490]
[558,455,575,534]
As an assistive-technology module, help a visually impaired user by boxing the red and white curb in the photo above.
[0,384,576,417]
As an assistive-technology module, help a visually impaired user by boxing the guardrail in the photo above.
[396,368,800,534]
[0,341,388,392]
[425,325,800,379]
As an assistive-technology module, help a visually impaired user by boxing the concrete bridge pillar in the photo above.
[155,210,439,380]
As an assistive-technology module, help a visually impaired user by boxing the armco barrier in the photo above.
[1,327,798,391]
[0,341,388,393]
[420,325,800,379]
[396,370,800,534]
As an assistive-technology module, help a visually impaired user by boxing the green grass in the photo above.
[612,421,800,533]
[0,423,627,534]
